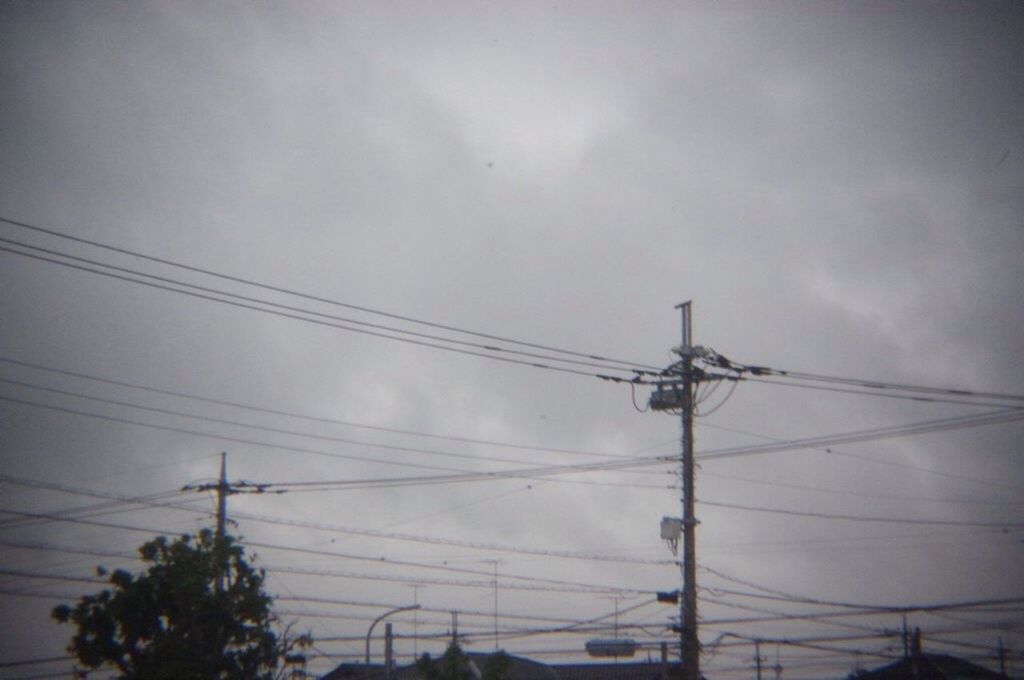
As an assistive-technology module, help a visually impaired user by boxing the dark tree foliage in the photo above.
[415,644,510,680]
[52,529,304,680]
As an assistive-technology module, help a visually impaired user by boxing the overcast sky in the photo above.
[1,2,1022,678]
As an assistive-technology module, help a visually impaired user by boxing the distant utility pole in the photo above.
[649,302,715,680]
[484,560,503,650]
[182,452,278,592]
[212,452,232,593]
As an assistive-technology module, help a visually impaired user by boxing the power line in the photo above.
[698,409,1024,462]
[0,495,675,567]
[0,241,646,383]
[699,420,1024,493]
[724,360,1024,404]
[0,393,487,475]
[699,469,1024,507]
[0,567,105,585]
[243,540,640,593]
[263,564,620,594]
[0,474,194,513]
[6,387,1018,496]
[698,498,1024,529]
[229,508,676,565]
[742,375,1024,410]
[699,595,1024,624]
[0,529,641,599]
[0,355,634,460]
[0,376,649,471]
[0,218,659,374]
[0,656,76,670]
[0,215,661,371]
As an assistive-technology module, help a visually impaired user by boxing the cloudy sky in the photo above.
[1,2,1022,678]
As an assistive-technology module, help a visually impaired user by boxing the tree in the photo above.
[415,644,510,680]
[53,529,307,679]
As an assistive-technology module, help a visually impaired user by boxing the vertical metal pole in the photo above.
[216,451,228,593]
[493,561,499,650]
[676,301,699,680]
[385,623,394,679]
[755,639,763,680]
[412,585,420,659]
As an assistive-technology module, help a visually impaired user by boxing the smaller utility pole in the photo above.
[183,452,276,592]
[491,561,500,650]
[901,616,910,658]
[385,623,394,679]
[754,639,763,680]
[409,584,422,658]
[215,452,229,592]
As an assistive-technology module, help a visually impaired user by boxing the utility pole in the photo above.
[215,452,229,593]
[754,639,763,680]
[901,616,910,659]
[409,584,422,658]
[182,452,279,593]
[385,623,394,679]
[678,302,699,680]
[487,560,501,650]
[650,302,703,680]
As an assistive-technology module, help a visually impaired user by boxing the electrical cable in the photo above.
[4,388,1019,500]
[724,358,1024,404]
[0,393,681,489]
[0,216,662,371]
[0,356,636,460]
[1,532,642,598]
[0,218,659,374]
[0,498,675,567]
[0,241,648,383]
[742,375,1024,410]
[698,469,1024,507]
[698,498,1024,528]
[0,376,652,470]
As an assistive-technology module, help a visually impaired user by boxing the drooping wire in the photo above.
[703,350,1024,405]
[0,356,633,459]
[0,215,662,372]
[0,240,654,382]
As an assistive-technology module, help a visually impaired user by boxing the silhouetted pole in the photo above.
[678,302,699,680]
[649,303,701,680]
[209,452,229,593]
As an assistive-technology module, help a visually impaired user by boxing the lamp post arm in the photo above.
[365,605,422,667]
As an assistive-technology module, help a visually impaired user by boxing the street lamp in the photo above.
[365,604,422,670]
